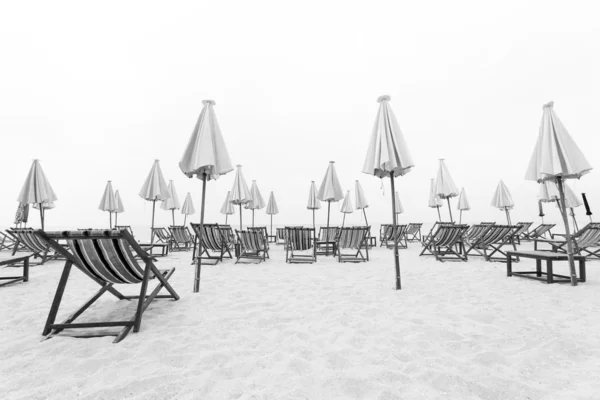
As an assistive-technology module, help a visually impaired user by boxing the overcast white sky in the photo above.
[1,0,598,235]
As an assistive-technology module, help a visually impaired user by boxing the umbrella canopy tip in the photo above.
[377,95,391,102]
[236,164,242,168]
[543,101,554,108]
[202,99,216,105]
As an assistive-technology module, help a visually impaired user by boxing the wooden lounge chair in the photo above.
[169,226,193,251]
[379,224,392,247]
[512,222,533,245]
[421,222,455,245]
[335,226,370,263]
[405,223,423,243]
[190,223,232,264]
[218,225,236,254]
[420,224,469,262]
[316,227,340,255]
[464,224,519,262]
[249,227,270,259]
[1,231,20,252]
[8,228,64,265]
[151,228,174,251]
[521,224,555,241]
[114,225,169,256]
[285,227,317,263]
[534,223,600,259]
[276,228,286,245]
[37,229,179,343]
[235,230,268,264]
[382,224,408,249]
[463,224,491,244]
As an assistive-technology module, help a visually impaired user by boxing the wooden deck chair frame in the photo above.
[512,222,533,245]
[1,231,21,252]
[248,227,270,259]
[235,230,268,264]
[379,224,393,247]
[385,225,408,249]
[535,224,600,259]
[37,229,179,343]
[421,222,455,245]
[151,227,174,251]
[190,223,231,264]
[464,225,519,262]
[405,223,423,243]
[335,226,370,263]
[285,227,317,263]
[169,226,193,251]
[316,227,340,255]
[8,228,64,265]
[113,226,168,257]
[522,224,555,241]
[420,225,469,262]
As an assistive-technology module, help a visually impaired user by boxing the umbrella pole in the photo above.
[446,198,453,222]
[570,208,579,232]
[151,200,156,244]
[390,173,401,290]
[115,212,118,226]
[342,214,346,228]
[312,209,315,230]
[239,204,243,231]
[172,209,175,227]
[459,210,462,224]
[184,214,187,227]
[556,178,578,286]
[436,207,441,222]
[109,212,112,229]
[194,173,207,293]
[225,214,227,225]
[270,215,273,237]
[325,201,331,256]
[505,208,512,225]
[39,203,44,230]
[252,209,255,227]
[363,209,369,227]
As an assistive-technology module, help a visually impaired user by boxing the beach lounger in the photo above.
[190,223,232,264]
[218,225,236,254]
[522,224,555,241]
[37,229,179,343]
[335,226,370,263]
[316,227,340,255]
[8,228,64,265]
[235,229,268,264]
[169,226,193,251]
[382,224,408,249]
[114,225,169,257]
[285,227,316,263]
[420,224,469,262]
[379,224,392,247]
[534,224,600,259]
[249,227,270,259]
[151,228,174,251]
[421,222,455,245]
[276,228,286,245]
[512,222,533,245]
[405,223,423,243]
[464,224,519,262]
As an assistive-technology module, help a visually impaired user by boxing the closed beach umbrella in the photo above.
[394,191,404,215]
[582,193,593,222]
[355,180,369,226]
[456,188,470,224]
[229,165,252,230]
[17,159,58,230]
[245,180,266,227]
[538,179,582,232]
[435,159,459,222]
[538,199,545,223]
[307,181,321,229]
[181,192,196,226]
[179,99,234,292]
[161,180,181,227]
[491,180,514,225]
[340,190,354,227]
[362,95,415,290]
[139,159,170,243]
[98,180,116,228]
[219,191,234,225]
[114,190,125,226]
[428,178,442,222]
[525,101,592,286]
[317,161,344,255]
[266,191,279,237]
[14,203,29,227]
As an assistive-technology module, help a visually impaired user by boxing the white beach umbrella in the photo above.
[525,101,592,286]
[98,180,117,228]
[161,180,182,227]
[340,190,354,227]
[32,200,55,210]
[179,99,234,292]
[491,180,514,225]
[538,180,582,232]
[219,191,234,225]
[245,180,266,227]
[181,192,196,226]
[307,181,321,229]
[394,191,404,215]
[355,180,369,226]
[266,191,279,237]
[435,159,459,222]
[14,203,29,227]
[362,95,415,290]
[17,159,58,230]
[456,188,470,224]
[428,178,442,222]
[229,165,252,230]
[114,190,125,226]
[317,161,344,255]
[139,159,170,243]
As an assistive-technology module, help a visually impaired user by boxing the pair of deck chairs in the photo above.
[190,223,234,264]
[420,224,469,262]
[463,224,519,262]
[36,229,179,343]
[534,223,600,259]
[283,226,370,263]
[7,228,64,265]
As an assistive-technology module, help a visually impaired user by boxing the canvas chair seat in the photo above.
[235,230,268,263]
[168,226,193,251]
[420,224,469,262]
[464,225,519,262]
[316,227,340,255]
[405,223,423,243]
[285,227,316,263]
[8,228,64,265]
[535,224,600,259]
[522,224,555,241]
[335,226,370,263]
[190,223,232,264]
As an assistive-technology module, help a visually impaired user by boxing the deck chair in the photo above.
[8,228,64,265]
[379,224,393,247]
[512,222,533,245]
[335,226,370,263]
[463,224,492,244]
[420,224,469,262]
[421,222,455,245]
[37,229,179,343]
[151,228,174,250]
[168,226,193,251]
[235,230,268,264]
[218,225,236,254]
[316,227,340,255]
[383,225,408,249]
[285,227,316,263]
[522,224,555,241]
[249,227,270,259]
[405,223,423,243]
[534,223,600,259]
[464,225,519,262]
[190,223,231,264]
[113,225,169,257]
[276,228,286,245]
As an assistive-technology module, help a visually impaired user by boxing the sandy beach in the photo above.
[2,241,599,400]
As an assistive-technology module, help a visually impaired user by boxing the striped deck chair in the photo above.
[512,222,533,245]
[421,222,455,245]
[405,223,423,243]
[379,224,393,247]
[151,228,174,250]
[276,228,286,245]
[285,227,316,263]
[218,225,236,253]
[168,226,193,251]
[113,226,169,256]
[249,227,270,259]
[36,229,179,343]
[8,228,64,265]
[383,224,408,249]
[190,223,231,263]
[522,224,555,241]
[463,224,492,244]
[316,227,340,255]
[335,226,370,263]
[464,225,519,262]
[235,230,268,264]
[1,231,20,252]
[534,224,600,259]
[420,224,469,262]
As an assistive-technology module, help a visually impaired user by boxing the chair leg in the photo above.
[43,261,73,335]
[133,261,153,333]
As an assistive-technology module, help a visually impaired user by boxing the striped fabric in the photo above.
[9,228,50,254]
[464,224,492,243]
[524,224,555,240]
[464,225,518,262]
[276,228,286,244]
[405,223,422,235]
[235,229,268,263]
[420,224,469,262]
[152,228,171,243]
[513,222,533,238]
[169,226,193,245]
[573,227,600,250]
[286,227,313,251]
[335,226,370,262]
[318,227,339,242]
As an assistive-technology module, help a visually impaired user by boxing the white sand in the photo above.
[1,243,600,400]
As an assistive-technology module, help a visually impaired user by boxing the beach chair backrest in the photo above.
[480,222,496,225]
[152,228,170,242]
[513,222,533,237]
[478,225,516,246]
[573,227,600,249]
[9,228,49,254]
[236,230,266,252]
[390,225,408,242]
[433,225,468,247]
[319,227,339,242]
[406,223,422,235]
[38,229,146,284]
[465,224,492,242]
[276,228,285,240]
[285,227,314,251]
[169,226,191,244]
[218,225,236,245]
[114,225,134,235]
[249,227,268,241]
[531,224,555,238]
[338,227,369,249]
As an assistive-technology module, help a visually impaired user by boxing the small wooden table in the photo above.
[0,255,30,287]
[506,250,586,284]
[139,243,169,257]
